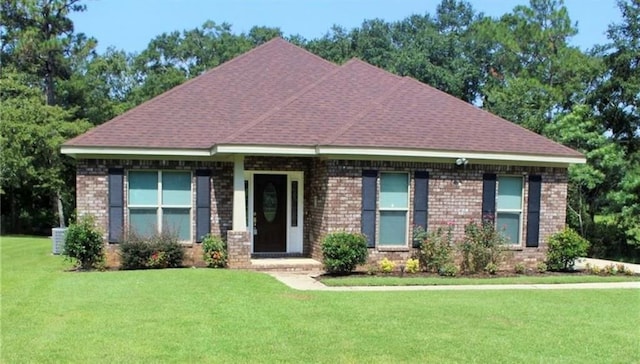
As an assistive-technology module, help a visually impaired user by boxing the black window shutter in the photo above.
[108,168,124,243]
[195,169,211,243]
[482,173,497,223]
[413,171,429,248]
[526,175,542,247]
[361,170,377,248]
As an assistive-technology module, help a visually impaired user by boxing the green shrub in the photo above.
[585,263,602,275]
[120,230,184,270]
[605,264,618,275]
[321,232,368,275]
[616,264,627,274]
[202,234,227,268]
[63,215,105,270]
[514,262,526,274]
[546,228,590,271]
[379,258,395,273]
[537,262,548,273]
[416,225,455,273]
[405,258,420,274]
[484,262,498,275]
[459,220,508,274]
[439,263,458,277]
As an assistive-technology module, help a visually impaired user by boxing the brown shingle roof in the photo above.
[64,38,582,159]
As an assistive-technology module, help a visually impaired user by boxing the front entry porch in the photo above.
[226,155,307,269]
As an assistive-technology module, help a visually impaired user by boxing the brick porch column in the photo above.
[227,154,250,268]
[227,230,251,268]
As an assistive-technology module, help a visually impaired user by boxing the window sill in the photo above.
[376,246,410,252]
[505,245,523,251]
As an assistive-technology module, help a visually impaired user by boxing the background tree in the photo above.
[1,0,94,228]
[0,69,91,233]
[587,0,640,251]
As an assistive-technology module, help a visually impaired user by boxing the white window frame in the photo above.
[127,170,193,242]
[496,175,524,246]
[378,172,410,247]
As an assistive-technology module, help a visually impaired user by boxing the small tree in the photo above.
[321,232,368,275]
[62,215,104,270]
[546,228,590,271]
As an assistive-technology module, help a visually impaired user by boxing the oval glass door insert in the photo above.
[263,182,277,222]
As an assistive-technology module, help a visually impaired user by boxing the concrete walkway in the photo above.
[268,257,640,291]
[268,272,640,291]
[575,257,640,273]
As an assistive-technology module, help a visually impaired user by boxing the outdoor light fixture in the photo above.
[455,158,469,166]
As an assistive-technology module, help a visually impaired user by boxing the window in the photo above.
[379,173,409,246]
[496,176,523,245]
[128,171,192,241]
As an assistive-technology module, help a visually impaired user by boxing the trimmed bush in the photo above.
[202,234,227,268]
[321,232,368,275]
[536,262,548,273]
[405,258,420,274]
[120,230,184,270]
[63,215,104,270]
[546,228,590,271]
[484,262,498,275]
[439,263,458,277]
[379,258,395,273]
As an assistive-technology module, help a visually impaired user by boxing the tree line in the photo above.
[1,0,638,260]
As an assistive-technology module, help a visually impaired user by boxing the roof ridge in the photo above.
[282,37,342,68]
[320,77,409,145]
[220,61,345,144]
[345,57,404,80]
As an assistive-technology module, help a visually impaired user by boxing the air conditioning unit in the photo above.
[52,227,67,255]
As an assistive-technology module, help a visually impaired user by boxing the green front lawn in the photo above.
[2,236,639,363]
[321,274,640,287]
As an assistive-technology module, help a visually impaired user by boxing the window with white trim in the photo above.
[496,176,523,245]
[379,173,409,246]
[128,171,192,241]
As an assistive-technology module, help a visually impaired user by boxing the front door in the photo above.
[253,174,287,252]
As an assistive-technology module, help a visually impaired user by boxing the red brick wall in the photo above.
[76,157,567,270]
[310,160,568,269]
[76,159,233,267]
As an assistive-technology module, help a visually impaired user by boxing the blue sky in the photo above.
[72,0,621,54]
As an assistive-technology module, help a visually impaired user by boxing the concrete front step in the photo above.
[250,258,324,272]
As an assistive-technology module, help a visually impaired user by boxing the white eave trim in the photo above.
[61,144,585,166]
[315,146,586,165]
[61,146,213,157]
[213,145,317,155]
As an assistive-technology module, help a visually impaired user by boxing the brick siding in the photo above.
[76,157,567,270]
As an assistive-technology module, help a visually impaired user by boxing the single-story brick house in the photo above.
[62,38,585,269]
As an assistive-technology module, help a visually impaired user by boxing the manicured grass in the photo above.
[2,236,639,363]
[321,274,640,287]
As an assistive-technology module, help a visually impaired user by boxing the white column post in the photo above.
[232,154,247,231]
